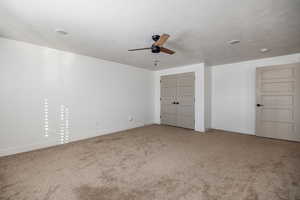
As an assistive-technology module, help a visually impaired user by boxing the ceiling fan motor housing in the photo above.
[152,35,160,42]
[151,45,160,53]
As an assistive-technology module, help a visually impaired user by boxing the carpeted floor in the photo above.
[0,125,300,200]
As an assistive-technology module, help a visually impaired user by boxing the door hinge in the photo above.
[160,98,162,101]
[160,115,162,118]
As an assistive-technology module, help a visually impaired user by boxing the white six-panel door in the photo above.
[256,63,300,141]
[160,72,195,129]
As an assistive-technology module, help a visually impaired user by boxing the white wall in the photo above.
[0,37,155,156]
[211,53,300,134]
[2,37,300,157]
[154,63,209,132]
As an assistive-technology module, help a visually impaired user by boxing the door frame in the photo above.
[160,72,195,129]
[156,69,205,132]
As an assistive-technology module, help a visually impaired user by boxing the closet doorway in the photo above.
[160,72,195,129]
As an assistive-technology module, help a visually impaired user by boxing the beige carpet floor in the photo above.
[0,125,300,200]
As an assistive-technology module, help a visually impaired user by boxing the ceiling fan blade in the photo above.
[154,34,170,46]
[128,47,151,51]
[160,47,175,55]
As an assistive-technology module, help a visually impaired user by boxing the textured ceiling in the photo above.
[0,0,300,70]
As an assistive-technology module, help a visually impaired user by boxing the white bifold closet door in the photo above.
[160,72,195,129]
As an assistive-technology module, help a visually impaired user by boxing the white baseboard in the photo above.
[0,123,153,157]
[209,127,255,135]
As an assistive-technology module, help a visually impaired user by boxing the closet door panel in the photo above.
[177,73,195,129]
[160,74,178,126]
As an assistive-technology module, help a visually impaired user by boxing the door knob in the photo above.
[176,102,179,104]
[256,104,264,107]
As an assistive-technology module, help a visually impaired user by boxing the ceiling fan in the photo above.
[128,34,175,55]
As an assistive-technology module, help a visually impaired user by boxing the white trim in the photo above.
[154,63,206,132]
